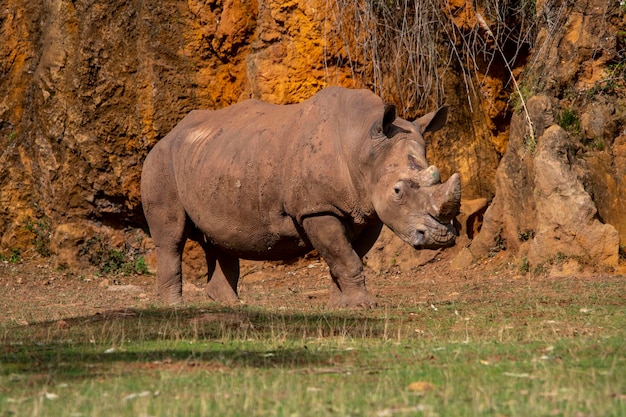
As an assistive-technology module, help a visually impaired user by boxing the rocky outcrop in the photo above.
[467,0,626,270]
[469,96,619,269]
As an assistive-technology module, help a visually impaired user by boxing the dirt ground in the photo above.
[2,248,624,328]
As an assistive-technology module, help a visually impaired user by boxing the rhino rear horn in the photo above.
[413,105,449,135]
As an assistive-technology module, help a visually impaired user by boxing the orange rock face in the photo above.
[0,0,624,273]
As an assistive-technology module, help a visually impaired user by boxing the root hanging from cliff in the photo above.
[324,0,538,117]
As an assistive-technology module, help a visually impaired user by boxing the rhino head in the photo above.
[369,105,461,249]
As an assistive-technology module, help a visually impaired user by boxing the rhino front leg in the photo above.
[202,243,240,304]
[302,216,377,308]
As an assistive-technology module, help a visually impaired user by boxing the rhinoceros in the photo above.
[141,87,460,308]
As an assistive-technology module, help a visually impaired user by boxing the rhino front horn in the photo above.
[430,173,461,221]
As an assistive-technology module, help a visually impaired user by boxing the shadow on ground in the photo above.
[0,305,398,380]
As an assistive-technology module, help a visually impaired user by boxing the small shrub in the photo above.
[488,227,506,257]
[518,229,535,242]
[133,257,150,275]
[24,216,52,257]
[390,252,399,266]
[510,83,533,113]
[554,251,567,265]
[591,139,605,151]
[79,235,150,276]
[558,108,581,133]
[518,257,530,274]
[0,248,21,263]
[529,253,592,276]
[533,262,547,275]
[523,134,537,154]
[102,249,127,274]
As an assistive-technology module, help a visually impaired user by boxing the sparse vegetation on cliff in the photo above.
[557,107,581,134]
[24,216,52,258]
[79,235,150,276]
[328,0,538,116]
[0,248,21,264]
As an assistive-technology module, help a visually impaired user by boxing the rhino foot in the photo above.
[206,280,240,304]
[158,286,184,306]
[328,289,377,309]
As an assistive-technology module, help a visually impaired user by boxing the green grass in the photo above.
[1,280,625,416]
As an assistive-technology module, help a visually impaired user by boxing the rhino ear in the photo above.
[382,103,397,134]
[413,105,449,134]
[370,103,397,138]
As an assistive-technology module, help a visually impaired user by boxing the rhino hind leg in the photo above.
[146,206,188,305]
[142,165,188,305]
[155,245,185,305]
[302,216,377,308]
[199,241,240,304]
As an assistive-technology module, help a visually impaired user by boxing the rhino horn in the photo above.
[413,164,441,187]
[429,173,461,221]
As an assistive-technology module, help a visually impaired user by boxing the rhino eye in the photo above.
[392,183,404,199]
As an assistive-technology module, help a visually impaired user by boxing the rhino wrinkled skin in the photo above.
[141,87,461,308]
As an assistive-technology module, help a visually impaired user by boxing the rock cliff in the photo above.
[1,0,624,273]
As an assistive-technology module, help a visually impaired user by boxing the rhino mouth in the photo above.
[411,214,457,249]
